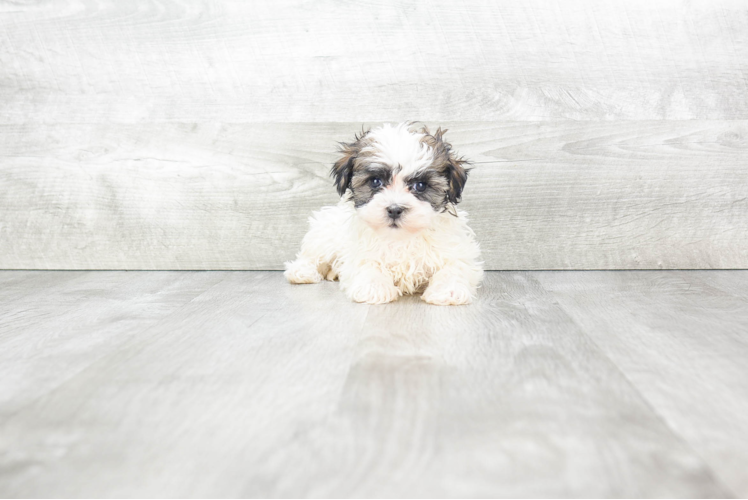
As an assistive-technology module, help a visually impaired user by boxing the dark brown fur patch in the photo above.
[330,125,470,210]
[330,128,371,197]
[402,168,450,211]
[349,162,393,207]
[418,126,470,206]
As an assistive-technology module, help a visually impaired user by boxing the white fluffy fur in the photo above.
[366,123,434,176]
[285,123,484,305]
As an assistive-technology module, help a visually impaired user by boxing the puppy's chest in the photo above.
[368,238,437,287]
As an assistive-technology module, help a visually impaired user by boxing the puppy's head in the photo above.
[331,123,469,234]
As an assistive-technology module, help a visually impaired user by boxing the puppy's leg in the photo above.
[284,257,324,284]
[340,265,400,304]
[284,208,344,284]
[422,261,483,306]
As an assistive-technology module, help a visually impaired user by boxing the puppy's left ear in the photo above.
[433,127,470,204]
[446,156,470,204]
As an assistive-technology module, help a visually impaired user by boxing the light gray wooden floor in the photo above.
[1,271,747,498]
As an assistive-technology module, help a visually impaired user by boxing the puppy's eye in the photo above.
[413,181,427,193]
[370,177,383,189]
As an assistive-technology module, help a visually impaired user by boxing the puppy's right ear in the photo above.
[330,130,368,197]
[331,144,356,197]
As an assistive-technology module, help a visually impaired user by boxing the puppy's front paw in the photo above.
[347,279,400,304]
[421,282,473,306]
[284,260,323,284]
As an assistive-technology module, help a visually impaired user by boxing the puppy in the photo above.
[284,123,483,305]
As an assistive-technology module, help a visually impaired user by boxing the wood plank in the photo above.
[0,271,371,497]
[0,271,228,416]
[1,0,746,123]
[0,271,88,303]
[1,121,746,270]
[536,270,748,497]
[0,271,730,497]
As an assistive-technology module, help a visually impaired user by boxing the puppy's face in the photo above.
[331,123,469,235]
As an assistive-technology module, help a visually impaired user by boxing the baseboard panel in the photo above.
[1,121,746,270]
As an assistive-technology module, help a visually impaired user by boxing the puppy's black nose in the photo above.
[387,204,405,220]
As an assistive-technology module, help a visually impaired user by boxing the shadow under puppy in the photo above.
[285,123,483,305]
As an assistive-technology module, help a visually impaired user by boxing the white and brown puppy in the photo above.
[285,123,483,305]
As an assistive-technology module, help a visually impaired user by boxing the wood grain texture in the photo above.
[0,271,228,416]
[536,270,748,497]
[0,270,737,497]
[1,121,746,270]
[1,0,747,123]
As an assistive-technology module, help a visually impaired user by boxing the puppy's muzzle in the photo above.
[386,204,406,220]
